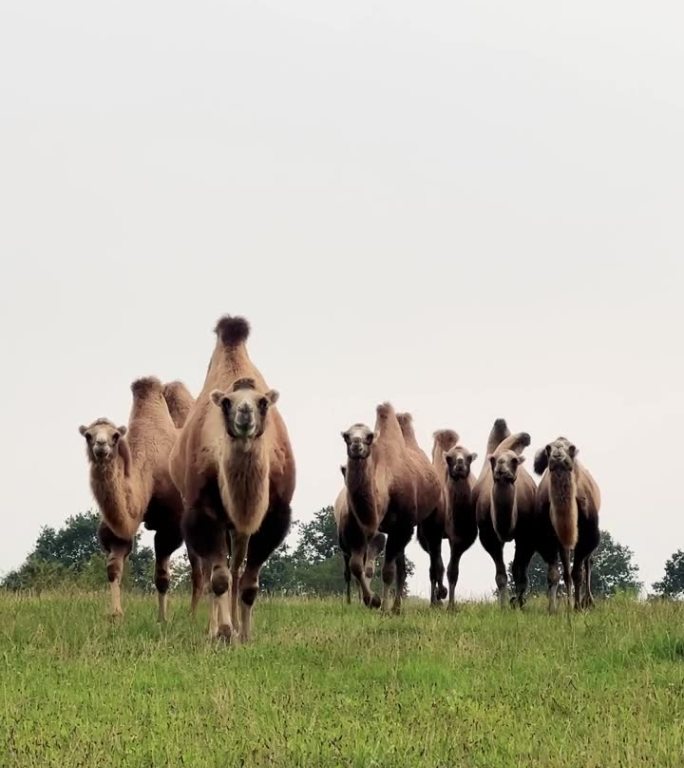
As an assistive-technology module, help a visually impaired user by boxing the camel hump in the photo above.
[214,316,250,347]
[495,431,531,457]
[487,418,510,455]
[232,377,257,392]
[130,376,163,398]
[433,429,460,450]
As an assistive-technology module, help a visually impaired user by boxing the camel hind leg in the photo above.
[478,527,507,608]
[153,526,183,624]
[187,548,206,616]
[417,517,446,605]
[511,541,534,609]
[229,530,249,635]
[381,521,413,614]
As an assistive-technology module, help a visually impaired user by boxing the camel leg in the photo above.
[342,552,352,604]
[97,523,132,618]
[350,547,379,608]
[560,548,573,610]
[366,532,386,580]
[546,560,561,613]
[229,530,249,635]
[418,519,446,605]
[511,542,534,609]
[188,548,205,617]
[446,541,467,610]
[583,557,595,608]
[239,498,291,643]
[382,523,413,614]
[479,529,507,608]
[153,527,183,624]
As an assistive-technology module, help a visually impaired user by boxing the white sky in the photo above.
[1,1,683,598]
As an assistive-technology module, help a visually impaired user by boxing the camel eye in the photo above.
[112,432,120,443]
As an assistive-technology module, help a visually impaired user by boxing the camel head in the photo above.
[489,449,525,485]
[342,423,374,460]
[445,445,477,480]
[79,418,128,464]
[543,437,577,474]
[210,378,279,441]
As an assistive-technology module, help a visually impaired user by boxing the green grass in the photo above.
[1,592,684,767]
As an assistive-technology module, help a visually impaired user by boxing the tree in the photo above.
[1,511,157,592]
[293,506,338,563]
[507,529,641,598]
[651,550,684,598]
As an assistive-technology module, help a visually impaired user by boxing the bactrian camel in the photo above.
[396,413,444,606]
[334,466,386,604]
[79,377,203,620]
[472,419,539,608]
[534,437,601,611]
[341,403,430,613]
[169,316,295,643]
[431,430,479,609]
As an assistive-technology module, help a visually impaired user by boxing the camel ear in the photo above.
[444,452,453,467]
[488,454,496,471]
[118,425,127,437]
[517,455,526,464]
[364,432,374,446]
[545,444,552,456]
[340,465,346,479]
[78,425,88,436]
[342,430,351,444]
[210,390,226,407]
[568,444,578,458]
[266,389,279,406]
[469,452,478,463]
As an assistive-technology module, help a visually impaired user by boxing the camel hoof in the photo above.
[364,594,381,609]
[109,610,124,620]
[437,586,448,601]
[216,624,233,643]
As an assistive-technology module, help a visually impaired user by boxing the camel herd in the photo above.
[79,314,601,642]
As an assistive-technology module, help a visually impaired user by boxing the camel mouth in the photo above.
[230,424,256,440]
[493,472,515,484]
[449,467,469,479]
[92,447,112,460]
[549,459,572,472]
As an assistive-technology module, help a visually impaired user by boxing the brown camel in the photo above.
[341,402,421,613]
[334,467,386,604]
[79,377,203,620]
[472,419,539,608]
[169,316,295,643]
[396,413,444,605]
[435,433,479,609]
[534,437,601,611]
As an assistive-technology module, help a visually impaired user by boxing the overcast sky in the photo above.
[1,1,683,598]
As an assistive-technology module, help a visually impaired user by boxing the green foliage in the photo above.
[652,550,684,598]
[1,511,155,593]
[1,594,683,767]
[507,529,642,598]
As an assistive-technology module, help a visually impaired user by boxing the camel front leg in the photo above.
[382,525,413,614]
[106,547,128,617]
[187,548,206,617]
[229,530,250,636]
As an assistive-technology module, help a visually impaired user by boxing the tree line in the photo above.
[2,509,684,600]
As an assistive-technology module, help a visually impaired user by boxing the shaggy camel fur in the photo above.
[434,432,479,609]
[341,402,422,613]
[534,437,601,611]
[170,316,295,643]
[334,469,386,604]
[396,413,444,605]
[472,419,539,608]
[163,380,195,429]
[79,377,203,620]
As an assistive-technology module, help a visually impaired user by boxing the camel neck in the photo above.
[345,458,378,531]
[491,481,517,542]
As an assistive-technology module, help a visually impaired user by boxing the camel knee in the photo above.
[495,571,507,591]
[211,566,230,596]
[106,558,123,584]
[155,572,170,595]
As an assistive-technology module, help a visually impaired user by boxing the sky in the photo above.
[1,0,683,599]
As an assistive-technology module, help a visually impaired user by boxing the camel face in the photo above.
[79,419,127,464]
[545,437,577,473]
[445,447,477,480]
[342,424,374,460]
[210,384,279,441]
[490,450,524,485]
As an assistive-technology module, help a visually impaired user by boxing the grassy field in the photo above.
[1,592,683,767]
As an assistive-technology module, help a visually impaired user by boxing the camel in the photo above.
[79,377,203,620]
[341,402,422,614]
[396,413,444,605]
[534,437,601,611]
[334,467,386,604]
[472,419,538,608]
[169,316,295,643]
[432,431,479,609]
